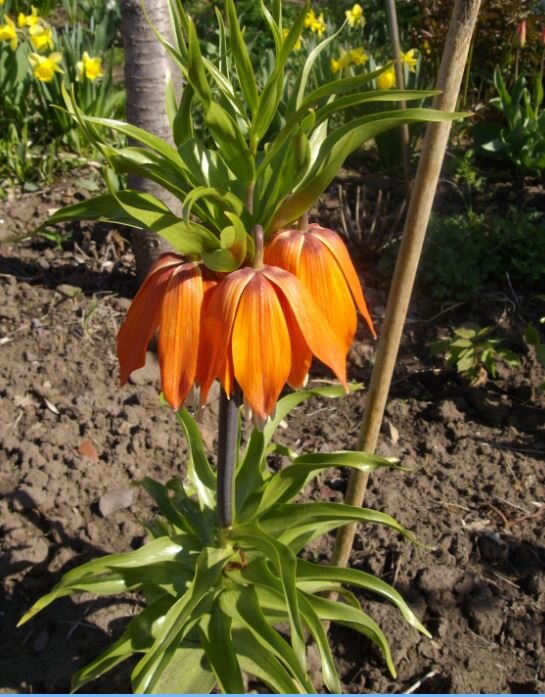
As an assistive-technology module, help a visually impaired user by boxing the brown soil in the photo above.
[1,172,544,694]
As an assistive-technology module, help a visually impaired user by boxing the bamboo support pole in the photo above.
[385,0,412,199]
[332,0,482,569]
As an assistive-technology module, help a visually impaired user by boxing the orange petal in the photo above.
[263,265,347,388]
[310,224,376,337]
[198,267,254,403]
[299,233,357,353]
[278,293,313,388]
[158,263,203,410]
[231,272,292,420]
[116,255,181,384]
[264,228,305,275]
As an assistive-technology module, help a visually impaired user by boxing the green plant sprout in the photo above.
[432,323,521,386]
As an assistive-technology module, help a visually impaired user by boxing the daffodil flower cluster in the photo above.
[331,46,369,74]
[0,5,103,84]
[376,49,419,90]
[345,3,365,29]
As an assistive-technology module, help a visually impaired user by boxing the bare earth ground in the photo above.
[0,173,544,694]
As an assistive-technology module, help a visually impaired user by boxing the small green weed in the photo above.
[431,323,520,386]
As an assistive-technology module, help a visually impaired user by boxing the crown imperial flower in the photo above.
[28,51,63,81]
[117,254,217,411]
[264,224,375,359]
[199,265,347,420]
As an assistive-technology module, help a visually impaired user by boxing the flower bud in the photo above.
[512,20,527,49]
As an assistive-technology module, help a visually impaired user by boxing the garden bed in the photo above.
[0,171,544,693]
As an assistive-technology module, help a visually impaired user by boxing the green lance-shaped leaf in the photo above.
[219,587,314,693]
[304,592,397,678]
[229,560,340,693]
[313,89,441,128]
[235,384,361,515]
[204,101,255,183]
[242,451,401,519]
[199,602,245,694]
[260,0,282,53]
[187,15,211,107]
[182,186,244,225]
[172,82,194,147]
[296,559,430,637]
[71,594,176,693]
[140,477,200,537]
[296,592,341,694]
[18,535,196,626]
[258,67,393,178]
[270,108,464,231]
[225,0,258,116]
[202,212,251,272]
[102,146,193,201]
[152,640,216,694]
[250,1,308,148]
[176,409,216,509]
[231,524,306,674]
[132,546,233,694]
[264,383,361,446]
[82,115,187,169]
[259,502,416,553]
[232,627,305,694]
[290,16,346,112]
[38,190,220,256]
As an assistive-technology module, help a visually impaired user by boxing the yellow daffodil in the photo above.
[377,65,396,90]
[29,21,54,52]
[0,0,5,6]
[400,48,418,72]
[18,5,39,27]
[305,9,326,37]
[76,51,104,81]
[28,51,63,82]
[345,3,365,28]
[348,47,368,65]
[282,27,301,52]
[330,50,351,74]
[422,39,432,57]
[0,16,17,50]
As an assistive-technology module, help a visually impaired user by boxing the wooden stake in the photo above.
[332,0,482,569]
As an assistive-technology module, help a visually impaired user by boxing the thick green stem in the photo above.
[217,388,240,537]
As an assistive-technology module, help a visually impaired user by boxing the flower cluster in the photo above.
[331,46,368,74]
[376,49,418,90]
[304,8,326,37]
[0,5,103,83]
[118,225,375,422]
[345,3,365,29]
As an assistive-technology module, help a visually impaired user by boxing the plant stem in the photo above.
[217,388,240,537]
[385,0,412,200]
[332,0,483,570]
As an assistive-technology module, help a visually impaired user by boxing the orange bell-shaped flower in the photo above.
[117,253,216,411]
[199,265,347,420]
[264,223,376,357]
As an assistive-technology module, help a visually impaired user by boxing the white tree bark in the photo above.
[121,0,180,281]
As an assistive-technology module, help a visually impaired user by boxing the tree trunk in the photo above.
[120,0,180,281]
